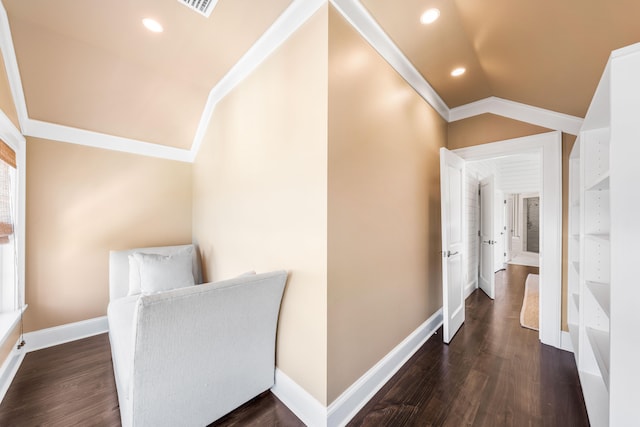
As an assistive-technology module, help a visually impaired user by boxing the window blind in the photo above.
[0,139,16,244]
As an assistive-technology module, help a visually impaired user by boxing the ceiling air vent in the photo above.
[178,0,218,18]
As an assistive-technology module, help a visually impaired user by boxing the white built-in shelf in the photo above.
[578,371,609,427]
[584,235,610,285]
[582,127,610,189]
[586,327,610,390]
[568,42,640,427]
[585,233,610,242]
[584,190,610,235]
[587,281,610,317]
[572,293,580,311]
[586,173,610,192]
[568,322,580,361]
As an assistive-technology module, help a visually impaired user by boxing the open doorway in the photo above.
[466,152,542,297]
[507,193,540,267]
[440,131,562,348]
[524,196,540,253]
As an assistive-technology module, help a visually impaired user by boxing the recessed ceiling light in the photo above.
[142,18,163,33]
[420,8,440,25]
[451,67,466,77]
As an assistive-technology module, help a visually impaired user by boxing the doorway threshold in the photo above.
[508,252,540,267]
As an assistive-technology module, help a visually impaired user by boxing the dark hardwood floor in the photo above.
[0,264,589,426]
[348,264,589,427]
[0,334,301,427]
[0,333,121,426]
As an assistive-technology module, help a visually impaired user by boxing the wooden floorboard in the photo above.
[0,264,589,426]
[348,264,590,427]
[0,334,302,427]
[0,333,121,427]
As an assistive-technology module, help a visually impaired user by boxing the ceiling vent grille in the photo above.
[178,0,218,18]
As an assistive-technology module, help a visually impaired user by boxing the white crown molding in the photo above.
[188,0,327,161]
[0,107,25,148]
[329,0,450,121]
[449,96,583,135]
[0,0,28,132]
[0,0,585,162]
[23,119,192,162]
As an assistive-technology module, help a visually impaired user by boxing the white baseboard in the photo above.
[560,331,574,353]
[272,309,443,427]
[326,308,443,427]
[272,368,327,427]
[23,316,108,353]
[464,279,477,299]
[0,338,25,403]
[3,311,445,427]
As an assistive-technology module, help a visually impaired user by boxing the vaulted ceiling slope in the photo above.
[3,0,292,150]
[362,0,640,117]
[2,1,640,155]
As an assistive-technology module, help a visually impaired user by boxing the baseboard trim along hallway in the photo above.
[0,339,25,403]
[271,368,328,427]
[23,316,109,353]
[0,316,109,403]
[1,311,444,427]
[327,308,443,427]
[272,308,443,427]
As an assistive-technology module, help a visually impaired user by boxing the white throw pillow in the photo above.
[132,247,195,294]
[127,254,142,296]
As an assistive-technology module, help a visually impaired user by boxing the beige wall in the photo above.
[446,115,572,332]
[327,7,447,403]
[448,113,551,150]
[25,137,192,332]
[192,7,329,405]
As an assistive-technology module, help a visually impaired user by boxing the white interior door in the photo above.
[479,176,495,299]
[440,148,465,344]
[505,195,513,261]
[494,190,505,271]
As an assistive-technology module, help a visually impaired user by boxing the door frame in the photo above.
[453,131,562,348]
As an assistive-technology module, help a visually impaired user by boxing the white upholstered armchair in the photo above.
[107,244,287,427]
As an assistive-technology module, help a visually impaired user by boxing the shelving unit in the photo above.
[567,132,581,360]
[567,42,640,426]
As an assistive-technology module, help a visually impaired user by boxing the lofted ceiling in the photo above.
[362,0,640,117]
[3,0,292,150]
[2,0,640,152]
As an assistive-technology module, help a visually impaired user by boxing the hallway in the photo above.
[0,265,589,426]
[348,264,589,426]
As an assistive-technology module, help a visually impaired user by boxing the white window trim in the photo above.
[0,110,25,349]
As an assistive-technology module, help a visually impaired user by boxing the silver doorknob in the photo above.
[440,250,459,258]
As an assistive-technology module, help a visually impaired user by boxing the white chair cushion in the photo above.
[132,246,195,294]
